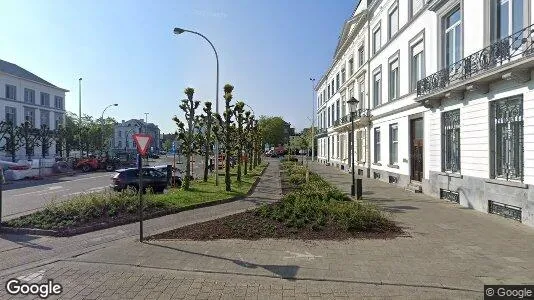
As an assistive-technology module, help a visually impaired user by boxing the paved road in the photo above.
[1,155,207,221]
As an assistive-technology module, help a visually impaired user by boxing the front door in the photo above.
[410,118,424,182]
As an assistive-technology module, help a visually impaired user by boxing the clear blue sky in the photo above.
[0,0,356,133]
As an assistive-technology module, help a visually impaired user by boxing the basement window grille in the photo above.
[389,176,398,184]
[373,172,381,179]
[488,200,521,222]
[440,189,459,203]
[358,169,363,176]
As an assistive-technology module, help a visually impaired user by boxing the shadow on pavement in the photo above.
[144,241,299,279]
[0,233,52,251]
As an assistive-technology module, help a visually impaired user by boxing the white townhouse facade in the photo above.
[0,59,67,160]
[316,0,534,227]
[112,119,161,155]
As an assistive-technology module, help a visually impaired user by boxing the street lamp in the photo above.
[310,78,316,162]
[101,104,118,156]
[347,97,360,198]
[78,78,82,157]
[173,27,220,185]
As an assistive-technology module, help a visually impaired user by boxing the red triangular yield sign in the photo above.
[133,134,153,156]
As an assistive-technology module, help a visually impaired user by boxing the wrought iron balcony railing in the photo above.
[315,128,327,136]
[417,24,534,97]
[333,109,371,127]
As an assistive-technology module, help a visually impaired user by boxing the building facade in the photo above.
[112,119,161,155]
[316,0,534,227]
[0,59,68,160]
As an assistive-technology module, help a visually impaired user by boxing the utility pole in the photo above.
[310,78,316,162]
[78,78,82,157]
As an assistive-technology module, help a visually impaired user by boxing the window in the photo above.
[331,104,335,125]
[410,40,425,92]
[118,140,123,148]
[5,107,16,124]
[55,113,63,129]
[388,5,399,39]
[336,73,340,91]
[331,79,335,94]
[336,135,340,158]
[40,92,50,106]
[356,131,363,161]
[341,95,346,118]
[444,7,462,66]
[328,107,331,127]
[358,79,365,109]
[373,71,382,107]
[119,130,122,137]
[5,85,16,100]
[373,26,381,54]
[389,124,398,165]
[54,96,63,109]
[331,137,335,158]
[40,110,50,128]
[24,107,35,126]
[411,0,425,17]
[491,96,523,181]
[374,127,381,163]
[358,46,365,66]
[24,88,35,104]
[349,58,354,76]
[336,100,340,122]
[493,0,525,48]
[442,109,460,172]
[389,58,399,100]
[341,68,346,84]
[327,84,331,99]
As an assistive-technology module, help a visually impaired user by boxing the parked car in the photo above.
[148,153,160,159]
[151,165,183,187]
[76,156,121,172]
[110,167,168,193]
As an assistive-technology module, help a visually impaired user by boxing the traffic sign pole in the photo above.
[132,134,152,242]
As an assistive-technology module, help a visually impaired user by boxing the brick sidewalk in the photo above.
[1,159,534,299]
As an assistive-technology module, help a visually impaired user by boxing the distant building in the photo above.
[112,119,160,155]
[0,59,68,160]
[282,121,295,145]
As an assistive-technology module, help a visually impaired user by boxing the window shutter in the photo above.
[412,40,424,55]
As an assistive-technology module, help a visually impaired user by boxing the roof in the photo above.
[0,59,67,91]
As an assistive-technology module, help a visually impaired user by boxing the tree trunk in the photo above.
[203,119,211,182]
[249,149,253,171]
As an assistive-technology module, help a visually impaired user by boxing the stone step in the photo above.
[405,182,422,193]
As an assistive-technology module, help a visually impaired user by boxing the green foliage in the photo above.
[256,162,396,232]
[5,164,269,231]
[258,116,286,147]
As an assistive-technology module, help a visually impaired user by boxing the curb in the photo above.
[1,163,269,237]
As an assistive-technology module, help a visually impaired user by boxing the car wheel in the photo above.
[105,164,114,172]
[81,164,91,172]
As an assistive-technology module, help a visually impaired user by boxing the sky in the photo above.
[0,0,357,133]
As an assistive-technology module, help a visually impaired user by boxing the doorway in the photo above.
[410,118,424,182]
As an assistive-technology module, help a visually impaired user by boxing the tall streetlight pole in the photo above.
[173,27,220,185]
[78,78,82,157]
[101,104,118,156]
[310,78,316,162]
[347,97,361,199]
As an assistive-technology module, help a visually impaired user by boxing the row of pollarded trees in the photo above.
[172,84,263,191]
[0,113,118,161]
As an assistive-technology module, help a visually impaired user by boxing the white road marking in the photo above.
[283,251,322,260]
[47,186,63,190]
[37,189,70,196]
[17,270,45,283]
[10,174,111,197]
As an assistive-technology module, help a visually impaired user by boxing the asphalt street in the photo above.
[1,155,206,221]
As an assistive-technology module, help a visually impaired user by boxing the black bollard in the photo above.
[356,178,362,200]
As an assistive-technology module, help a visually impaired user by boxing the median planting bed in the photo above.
[2,163,268,236]
[150,161,402,240]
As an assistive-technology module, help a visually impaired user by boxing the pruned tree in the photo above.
[38,124,55,158]
[243,111,252,175]
[18,121,41,160]
[172,87,200,190]
[0,121,22,162]
[201,102,213,182]
[233,101,246,182]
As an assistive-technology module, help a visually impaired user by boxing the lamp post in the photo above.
[101,104,118,156]
[78,78,82,157]
[347,97,359,197]
[173,27,220,185]
[310,78,316,162]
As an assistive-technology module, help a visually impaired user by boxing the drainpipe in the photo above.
[365,11,372,179]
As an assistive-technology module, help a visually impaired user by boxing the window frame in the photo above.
[5,84,16,100]
[490,95,524,182]
[372,24,381,55]
[388,52,400,101]
[40,92,50,107]
[374,127,381,163]
[389,123,399,165]
[24,88,35,104]
[409,32,426,92]
[443,5,462,67]
[372,67,382,108]
[5,106,16,125]
[441,109,461,173]
[358,45,365,66]
[40,110,50,129]
[388,3,399,40]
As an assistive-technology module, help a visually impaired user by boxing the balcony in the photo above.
[333,109,371,132]
[315,128,327,137]
[416,24,534,107]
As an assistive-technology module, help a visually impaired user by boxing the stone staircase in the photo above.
[405,181,422,193]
